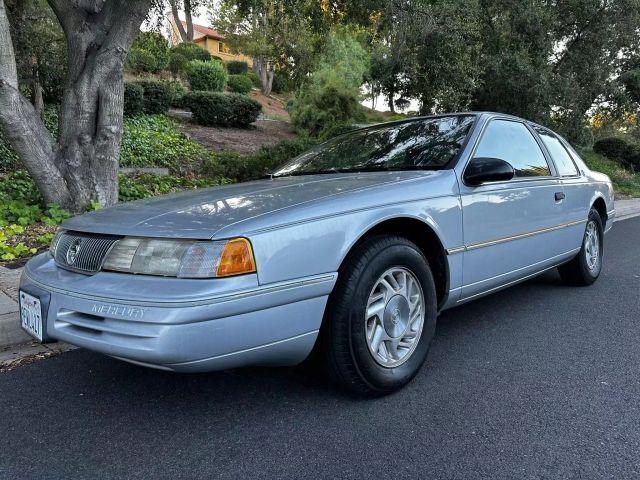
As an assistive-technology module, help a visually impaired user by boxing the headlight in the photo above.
[102,237,256,278]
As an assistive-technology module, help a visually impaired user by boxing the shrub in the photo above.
[183,92,261,128]
[169,52,188,78]
[186,60,227,92]
[131,80,174,114]
[127,32,170,73]
[227,60,249,75]
[126,49,157,74]
[212,137,317,182]
[594,136,640,169]
[227,74,253,94]
[124,82,144,116]
[247,71,261,88]
[271,71,289,94]
[163,80,189,108]
[119,173,228,202]
[170,43,211,62]
[120,115,213,173]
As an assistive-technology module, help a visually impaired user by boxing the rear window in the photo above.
[534,127,580,177]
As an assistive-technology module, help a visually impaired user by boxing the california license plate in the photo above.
[20,291,43,342]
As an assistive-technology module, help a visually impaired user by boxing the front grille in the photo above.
[53,231,121,274]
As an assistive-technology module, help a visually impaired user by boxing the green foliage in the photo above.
[227,74,253,94]
[271,71,289,93]
[593,136,640,169]
[183,92,262,127]
[289,30,369,139]
[124,82,145,117]
[247,71,261,88]
[131,80,174,114]
[621,69,640,105]
[169,52,188,78]
[127,32,170,74]
[126,49,157,74]
[120,115,213,172]
[581,149,640,198]
[7,0,67,104]
[118,174,229,202]
[186,60,228,92]
[0,223,37,261]
[227,61,249,75]
[212,136,317,182]
[165,81,189,108]
[170,43,212,62]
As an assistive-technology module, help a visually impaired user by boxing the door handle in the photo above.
[555,192,565,201]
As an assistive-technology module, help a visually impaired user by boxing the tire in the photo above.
[320,235,438,396]
[558,208,604,286]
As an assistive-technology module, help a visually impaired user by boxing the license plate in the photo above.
[20,291,43,342]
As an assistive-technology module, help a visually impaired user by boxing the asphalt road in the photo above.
[1,218,639,480]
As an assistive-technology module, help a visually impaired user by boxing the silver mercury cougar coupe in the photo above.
[20,112,615,395]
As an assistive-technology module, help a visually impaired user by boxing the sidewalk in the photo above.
[1,198,640,353]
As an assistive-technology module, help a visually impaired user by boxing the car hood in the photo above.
[62,171,437,239]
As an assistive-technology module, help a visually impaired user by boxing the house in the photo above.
[167,18,253,67]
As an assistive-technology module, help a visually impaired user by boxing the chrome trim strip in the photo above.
[445,219,586,255]
[23,270,337,308]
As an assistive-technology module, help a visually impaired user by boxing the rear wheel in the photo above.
[558,208,603,286]
[321,235,437,396]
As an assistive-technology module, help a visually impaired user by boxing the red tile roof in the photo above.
[181,21,225,41]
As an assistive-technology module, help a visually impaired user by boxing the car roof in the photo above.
[353,112,525,132]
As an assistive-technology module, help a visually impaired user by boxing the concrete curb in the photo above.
[0,198,639,353]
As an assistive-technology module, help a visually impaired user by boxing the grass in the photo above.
[580,149,640,198]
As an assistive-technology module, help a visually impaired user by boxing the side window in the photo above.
[474,120,551,178]
[534,127,580,177]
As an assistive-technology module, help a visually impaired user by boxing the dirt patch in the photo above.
[250,91,290,120]
[177,118,297,155]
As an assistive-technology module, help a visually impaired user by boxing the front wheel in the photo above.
[320,235,437,396]
[558,208,604,286]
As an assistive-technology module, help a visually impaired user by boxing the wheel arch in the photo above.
[339,216,450,310]
[592,196,608,226]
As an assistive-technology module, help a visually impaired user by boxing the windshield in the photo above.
[273,115,475,177]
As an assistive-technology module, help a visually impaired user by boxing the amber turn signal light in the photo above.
[216,238,257,277]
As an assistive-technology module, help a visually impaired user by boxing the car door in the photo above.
[532,126,589,252]
[457,118,567,301]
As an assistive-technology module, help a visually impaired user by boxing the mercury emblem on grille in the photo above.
[66,239,82,265]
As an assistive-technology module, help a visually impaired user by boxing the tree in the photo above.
[5,0,66,117]
[289,29,370,138]
[212,0,315,96]
[0,0,151,212]
[169,0,194,42]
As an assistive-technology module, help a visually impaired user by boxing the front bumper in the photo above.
[21,254,336,372]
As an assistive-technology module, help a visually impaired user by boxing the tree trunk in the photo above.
[170,0,193,43]
[184,0,194,42]
[255,57,274,96]
[0,0,150,213]
[30,65,44,119]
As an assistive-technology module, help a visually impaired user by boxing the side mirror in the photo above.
[464,157,515,186]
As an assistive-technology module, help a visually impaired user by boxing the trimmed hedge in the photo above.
[227,60,249,75]
[170,42,211,62]
[186,60,227,92]
[594,136,640,169]
[183,92,262,128]
[124,82,145,116]
[227,74,253,94]
[130,80,174,114]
